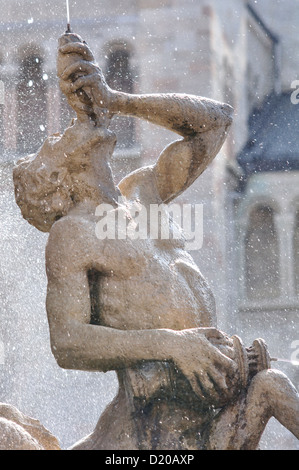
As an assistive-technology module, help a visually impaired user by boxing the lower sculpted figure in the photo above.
[13,33,299,450]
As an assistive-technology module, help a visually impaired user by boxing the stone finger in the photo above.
[196,371,215,395]
[59,42,95,61]
[207,368,229,394]
[71,74,99,93]
[67,95,94,115]
[187,373,206,401]
[213,348,237,373]
[60,61,97,81]
[59,79,73,95]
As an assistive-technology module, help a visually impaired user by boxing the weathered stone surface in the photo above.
[13,32,299,450]
[0,404,60,450]
[0,418,42,450]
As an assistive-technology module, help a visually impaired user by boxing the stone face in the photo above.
[0,404,60,450]
[12,32,299,451]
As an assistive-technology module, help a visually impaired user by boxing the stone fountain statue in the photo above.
[10,31,299,450]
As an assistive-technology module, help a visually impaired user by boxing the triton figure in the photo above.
[13,32,299,450]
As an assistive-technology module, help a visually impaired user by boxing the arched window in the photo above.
[16,46,48,154]
[245,205,280,301]
[59,89,75,133]
[223,58,234,108]
[105,44,135,149]
[294,210,299,295]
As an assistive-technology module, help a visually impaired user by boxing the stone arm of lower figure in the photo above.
[110,92,233,202]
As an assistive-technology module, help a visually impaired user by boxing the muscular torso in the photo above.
[90,234,216,331]
[49,160,217,332]
[60,211,218,450]
[84,169,216,331]
[62,193,217,332]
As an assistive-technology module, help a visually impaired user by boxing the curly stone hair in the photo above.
[13,135,74,233]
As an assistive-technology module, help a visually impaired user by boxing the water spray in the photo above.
[271,357,299,367]
[66,0,71,33]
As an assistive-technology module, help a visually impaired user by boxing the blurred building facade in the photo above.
[0,0,298,449]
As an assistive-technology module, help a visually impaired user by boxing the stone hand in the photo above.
[170,328,238,406]
[58,41,115,116]
[199,327,235,360]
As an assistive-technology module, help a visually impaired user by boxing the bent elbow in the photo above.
[49,334,111,372]
[51,342,78,370]
[49,328,83,370]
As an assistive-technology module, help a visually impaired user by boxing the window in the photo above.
[223,58,234,108]
[16,46,48,154]
[245,205,280,301]
[59,90,75,133]
[105,44,135,149]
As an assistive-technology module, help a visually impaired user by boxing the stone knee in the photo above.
[248,368,296,410]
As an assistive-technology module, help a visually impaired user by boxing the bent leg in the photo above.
[264,369,299,439]
[206,369,299,450]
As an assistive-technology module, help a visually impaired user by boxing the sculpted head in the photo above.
[13,122,117,233]
[13,134,74,232]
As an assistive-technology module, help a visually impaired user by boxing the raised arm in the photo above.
[58,35,233,203]
[111,92,233,203]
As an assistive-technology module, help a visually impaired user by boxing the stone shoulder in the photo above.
[46,214,99,276]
